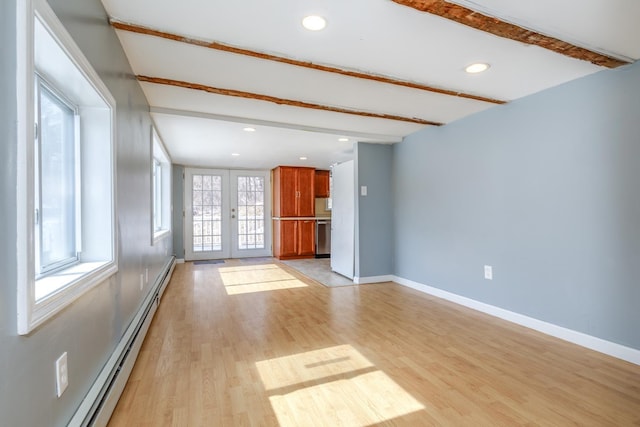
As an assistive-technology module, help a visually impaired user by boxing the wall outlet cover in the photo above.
[55,352,69,398]
[484,265,493,280]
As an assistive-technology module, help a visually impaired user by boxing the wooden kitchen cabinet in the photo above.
[314,170,330,198]
[274,220,297,258]
[297,219,316,256]
[273,219,315,259]
[273,166,315,217]
[272,166,316,259]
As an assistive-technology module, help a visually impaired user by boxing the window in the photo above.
[35,79,79,276]
[151,128,171,243]
[16,0,117,334]
[153,158,163,231]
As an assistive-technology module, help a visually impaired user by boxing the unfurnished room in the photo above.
[1,0,639,426]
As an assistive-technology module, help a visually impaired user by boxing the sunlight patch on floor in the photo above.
[256,345,424,426]
[219,264,308,295]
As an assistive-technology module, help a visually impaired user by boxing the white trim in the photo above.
[151,126,172,245]
[153,229,171,244]
[176,258,185,264]
[353,275,394,284]
[392,275,640,366]
[34,1,115,107]
[31,262,117,328]
[16,0,118,335]
[16,0,36,336]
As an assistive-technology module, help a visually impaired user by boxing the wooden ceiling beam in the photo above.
[137,75,444,126]
[392,0,629,68]
[111,20,505,105]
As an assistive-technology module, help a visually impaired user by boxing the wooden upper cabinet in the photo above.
[272,166,315,217]
[297,168,315,217]
[314,170,330,198]
[275,166,298,217]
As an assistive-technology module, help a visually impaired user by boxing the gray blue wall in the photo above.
[393,61,640,350]
[354,142,394,278]
[0,0,173,425]
[172,164,185,259]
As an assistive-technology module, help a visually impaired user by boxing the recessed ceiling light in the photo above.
[465,63,490,74]
[338,137,349,142]
[243,127,256,132]
[231,153,240,156]
[302,15,326,31]
[299,156,308,160]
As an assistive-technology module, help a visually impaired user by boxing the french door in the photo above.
[184,168,271,260]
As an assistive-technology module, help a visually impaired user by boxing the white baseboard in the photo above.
[354,275,394,284]
[176,258,185,264]
[393,275,640,366]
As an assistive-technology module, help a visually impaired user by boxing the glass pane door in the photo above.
[231,170,272,258]
[184,169,271,261]
[184,168,230,260]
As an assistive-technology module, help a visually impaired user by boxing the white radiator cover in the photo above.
[68,257,176,427]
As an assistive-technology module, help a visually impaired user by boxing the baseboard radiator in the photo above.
[68,256,176,427]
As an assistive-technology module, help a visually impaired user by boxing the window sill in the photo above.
[153,228,171,245]
[24,260,117,334]
[36,261,110,301]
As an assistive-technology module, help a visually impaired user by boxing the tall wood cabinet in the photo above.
[272,166,316,259]
[273,166,315,217]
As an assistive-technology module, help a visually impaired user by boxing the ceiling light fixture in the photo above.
[338,137,349,142]
[302,15,326,31]
[465,63,490,74]
[243,127,256,132]
[231,153,240,156]
[299,156,308,160]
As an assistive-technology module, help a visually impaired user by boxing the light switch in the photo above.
[361,186,367,196]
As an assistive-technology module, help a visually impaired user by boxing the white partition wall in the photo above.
[330,160,355,279]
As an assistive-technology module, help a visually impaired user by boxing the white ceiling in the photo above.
[101,0,639,170]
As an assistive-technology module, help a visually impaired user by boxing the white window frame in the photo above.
[34,75,80,276]
[151,127,172,244]
[16,0,118,335]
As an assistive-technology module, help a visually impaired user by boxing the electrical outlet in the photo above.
[140,274,144,290]
[360,185,367,196]
[484,265,493,280]
[55,352,68,398]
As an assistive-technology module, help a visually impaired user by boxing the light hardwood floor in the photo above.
[108,260,640,426]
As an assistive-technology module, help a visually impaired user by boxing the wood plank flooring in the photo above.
[108,260,640,426]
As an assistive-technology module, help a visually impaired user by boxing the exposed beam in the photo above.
[392,0,629,68]
[111,20,506,105]
[150,106,404,143]
[138,75,444,126]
